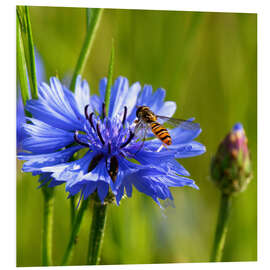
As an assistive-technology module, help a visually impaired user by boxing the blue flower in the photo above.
[18,75,205,207]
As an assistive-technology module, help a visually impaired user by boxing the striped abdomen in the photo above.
[151,122,172,145]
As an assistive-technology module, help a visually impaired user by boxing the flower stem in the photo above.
[210,193,232,262]
[24,6,38,99]
[41,186,54,266]
[70,8,103,91]
[104,42,115,114]
[70,196,76,228]
[61,198,89,266]
[87,200,108,265]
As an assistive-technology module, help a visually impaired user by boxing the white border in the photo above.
[14,0,259,13]
[1,0,268,269]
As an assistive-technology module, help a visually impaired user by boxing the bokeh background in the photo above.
[16,7,257,266]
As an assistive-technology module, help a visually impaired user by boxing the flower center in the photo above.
[74,103,135,183]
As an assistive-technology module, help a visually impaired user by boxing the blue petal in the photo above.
[118,81,141,119]
[116,163,198,206]
[170,125,202,145]
[155,173,198,189]
[106,76,141,119]
[41,151,95,185]
[26,77,83,131]
[232,122,244,132]
[116,184,124,205]
[37,173,63,188]
[113,157,138,190]
[18,145,82,173]
[48,178,64,187]
[135,149,176,167]
[150,88,166,112]
[66,180,98,200]
[34,48,46,84]
[156,101,176,118]
[22,118,75,153]
[17,90,26,151]
[99,78,107,101]
[122,167,167,194]
[37,173,52,188]
[82,182,98,199]
[80,157,110,184]
[174,141,206,158]
[97,181,109,203]
[74,75,91,116]
[130,174,172,206]
[165,159,190,176]
[138,84,152,104]
[125,182,133,197]
[66,181,84,197]
[90,94,103,115]
[108,77,128,117]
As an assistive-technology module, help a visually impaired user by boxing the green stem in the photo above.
[24,6,38,99]
[41,186,54,266]
[210,193,232,262]
[61,198,89,266]
[104,43,115,114]
[66,191,76,265]
[70,196,76,228]
[70,8,103,91]
[87,200,108,265]
[16,14,30,105]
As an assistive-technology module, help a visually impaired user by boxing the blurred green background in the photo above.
[16,7,257,266]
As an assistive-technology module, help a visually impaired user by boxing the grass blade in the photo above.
[16,14,30,105]
[24,6,38,99]
[70,8,103,91]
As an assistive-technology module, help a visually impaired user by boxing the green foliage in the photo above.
[16,7,257,266]
[17,6,39,99]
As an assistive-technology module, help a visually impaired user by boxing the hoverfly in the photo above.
[134,106,200,148]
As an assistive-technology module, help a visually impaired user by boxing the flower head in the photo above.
[211,123,252,195]
[19,75,205,207]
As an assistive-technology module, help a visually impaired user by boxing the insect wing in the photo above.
[156,115,200,131]
[133,120,150,155]
[134,120,151,140]
[134,120,146,139]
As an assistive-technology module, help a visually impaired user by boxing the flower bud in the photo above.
[211,123,252,195]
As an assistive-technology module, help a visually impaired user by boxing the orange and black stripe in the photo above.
[151,122,172,145]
